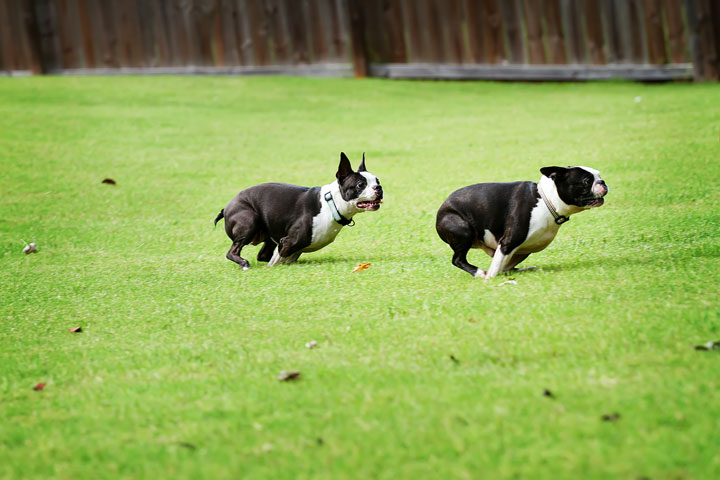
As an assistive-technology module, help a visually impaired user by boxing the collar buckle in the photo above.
[538,184,570,226]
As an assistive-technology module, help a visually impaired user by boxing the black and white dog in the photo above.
[215,152,382,269]
[436,166,608,278]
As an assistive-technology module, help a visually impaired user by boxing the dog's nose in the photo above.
[374,185,383,199]
[595,181,608,196]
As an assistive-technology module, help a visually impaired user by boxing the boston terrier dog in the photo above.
[436,166,608,278]
[214,152,382,270]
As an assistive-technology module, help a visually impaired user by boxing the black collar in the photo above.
[324,192,354,226]
[538,184,569,225]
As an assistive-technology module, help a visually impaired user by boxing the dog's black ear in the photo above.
[540,166,567,180]
[358,152,367,172]
[337,152,353,180]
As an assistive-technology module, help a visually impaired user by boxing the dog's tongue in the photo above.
[358,200,381,209]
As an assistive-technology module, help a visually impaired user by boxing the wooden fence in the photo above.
[1,0,718,81]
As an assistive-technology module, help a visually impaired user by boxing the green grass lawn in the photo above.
[1,75,719,479]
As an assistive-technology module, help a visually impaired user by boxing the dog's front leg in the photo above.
[268,225,309,267]
[483,247,515,279]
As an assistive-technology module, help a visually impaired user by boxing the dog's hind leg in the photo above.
[437,213,480,277]
[226,242,250,270]
[224,211,259,270]
[257,239,277,262]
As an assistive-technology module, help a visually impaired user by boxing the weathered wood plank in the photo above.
[694,0,719,79]
[235,0,254,65]
[544,0,567,64]
[135,0,160,67]
[218,0,239,65]
[92,0,119,67]
[664,0,686,63]
[443,0,466,64]
[370,62,693,80]
[499,0,525,64]
[643,0,667,64]
[464,0,486,63]
[327,0,346,59]
[482,0,504,64]
[601,0,620,63]
[75,0,95,68]
[361,0,386,63]
[19,0,47,72]
[380,0,406,63]
[148,0,171,67]
[523,0,547,64]
[585,0,606,64]
[211,0,226,66]
[265,0,290,64]
[347,0,366,74]
[56,0,81,68]
[563,0,586,64]
[0,0,18,70]
[628,0,647,63]
[402,0,424,62]
[419,0,443,62]
[246,0,270,65]
[307,0,330,62]
[117,0,146,67]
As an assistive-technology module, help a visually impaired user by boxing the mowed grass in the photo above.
[1,75,719,480]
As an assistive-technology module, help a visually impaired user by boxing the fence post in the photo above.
[347,0,368,77]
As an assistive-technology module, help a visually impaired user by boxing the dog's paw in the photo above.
[242,266,249,271]
[474,270,487,279]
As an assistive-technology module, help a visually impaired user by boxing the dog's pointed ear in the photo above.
[337,152,353,180]
[358,152,367,172]
[540,166,567,180]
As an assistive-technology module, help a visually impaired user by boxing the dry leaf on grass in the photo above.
[68,326,82,333]
[305,340,318,349]
[351,263,371,273]
[277,370,301,381]
[498,278,517,286]
[101,178,117,185]
[23,242,38,254]
[33,383,46,391]
[543,389,555,399]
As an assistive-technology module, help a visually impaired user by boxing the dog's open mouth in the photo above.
[357,200,382,211]
[585,198,605,207]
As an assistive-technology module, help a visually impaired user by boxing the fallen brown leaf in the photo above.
[101,178,117,185]
[68,326,82,333]
[23,242,38,254]
[351,263,371,273]
[33,383,46,391]
[543,389,555,399]
[277,370,301,381]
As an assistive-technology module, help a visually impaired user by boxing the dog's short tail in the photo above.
[214,209,224,228]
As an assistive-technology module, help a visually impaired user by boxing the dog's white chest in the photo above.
[305,193,344,252]
[517,201,560,254]
[307,214,342,252]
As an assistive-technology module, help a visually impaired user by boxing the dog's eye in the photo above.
[356,181,365,189]
[583,177,591,185]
